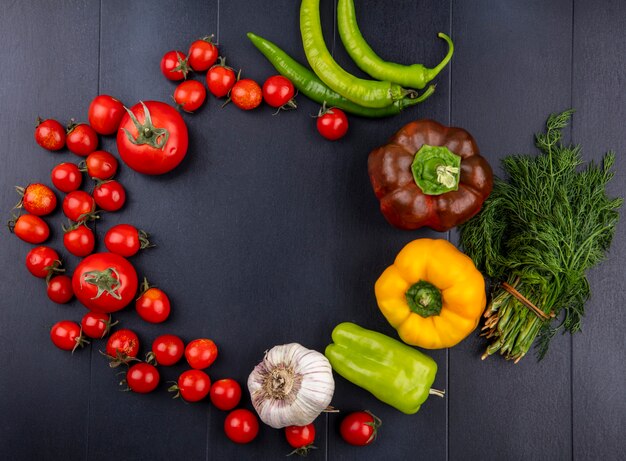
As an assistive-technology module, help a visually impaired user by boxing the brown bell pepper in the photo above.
[368,120,493,231]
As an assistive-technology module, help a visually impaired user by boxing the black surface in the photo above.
[0,1,624,460]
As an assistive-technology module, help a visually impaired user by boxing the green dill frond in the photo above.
[459,110,621,361]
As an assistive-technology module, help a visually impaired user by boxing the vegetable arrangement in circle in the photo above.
[7,0,622,456]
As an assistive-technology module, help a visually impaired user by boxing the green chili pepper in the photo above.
[300,0,416,108]
[325,322,444,414]
[247,32,435,118]
[337,0,454,90]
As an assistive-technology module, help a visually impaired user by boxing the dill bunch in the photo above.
[459,110,622,362]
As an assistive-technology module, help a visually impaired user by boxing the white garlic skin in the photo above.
[247,343,335,429]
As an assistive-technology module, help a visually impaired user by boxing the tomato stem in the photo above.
[122,101,170,150]
[138,230,154,250]
[44,260,66,284]
[81,267,123,300]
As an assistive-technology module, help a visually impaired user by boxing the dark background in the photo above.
[0,1,624,460]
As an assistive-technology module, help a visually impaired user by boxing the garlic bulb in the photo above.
[248,343,335,429]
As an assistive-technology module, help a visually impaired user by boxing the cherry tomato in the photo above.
[230,79,262,110]
[117,101,188,175]
[188,36,218,71]
[207,59,236,98]
[172,370,211,402]
[224,409,259,444]
[81,312,114,339]
[35,118,66,151]
[17,183,57,216]
[126,363,160,394]
[63,223,95,257]
[50,320,85,352]
[51,163,82,193]
[160,50,189,81]
[262,76,296,109]
[210,379,241,411]
[135,280,170,324]
[66,122,98,156]
[106,329,140,358]
[47,275,74,304]
[25,246,60,278]
[88,95,125,135]
[173,80,206,112]
[339,411,381,446]
[285,424,316,453]
[72,253,138,313]
[104,224,151,257]
[151,334,185,366]
[9,214,49,244]
[82,151,118,180]
[316,106,349,141]
[185,338,218,369]
[63,191,96,222]
[93,180,126,212]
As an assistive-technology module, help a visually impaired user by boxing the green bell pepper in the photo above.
[325,322,443,414]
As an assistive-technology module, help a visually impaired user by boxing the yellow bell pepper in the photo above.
[375,238,486,349]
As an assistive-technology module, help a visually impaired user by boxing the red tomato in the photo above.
[224,409,259,444]
[35,118,66,151]
[50,320,86,352]
[285,424,316,452]
[339,411,381,446]
[9,214,49,244]
[106,329,140,358]
[104,224,151,258]
[136,279,170,324]
[51,163,82,193]
[262,76,296,109]
[72,253,138,313]
[172,370,211,402]
[160,50,189,81]
[66,122,98,156]
[63,191,96,222]
[151,334,185,366]
[173,80,206,112]
[82,150,118,179]
[126,363,160,394]
[88,95,125,135]
[185,338,218,369]
[25,246,60,278]
[17,183,57,216]
[117,101,188,175]
[207,60,236,98]
[316,106,349,141]
[63,223,95,257]
[81,312,114,339]
[230,79,262,110]
[210,379,242,411]
[93,180,126,212]
[47,275,74,304]
[188,36,218,71]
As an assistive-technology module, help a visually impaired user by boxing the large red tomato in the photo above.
[116,101,188,175]
[72,252,138,313]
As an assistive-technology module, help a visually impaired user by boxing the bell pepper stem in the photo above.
[429,388,446,398]
[405,280,443,318]
[411,145,462,195]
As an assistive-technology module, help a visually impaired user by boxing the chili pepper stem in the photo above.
[425,33,455,82]
[412,84,436,103]
[429,388,446,398]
